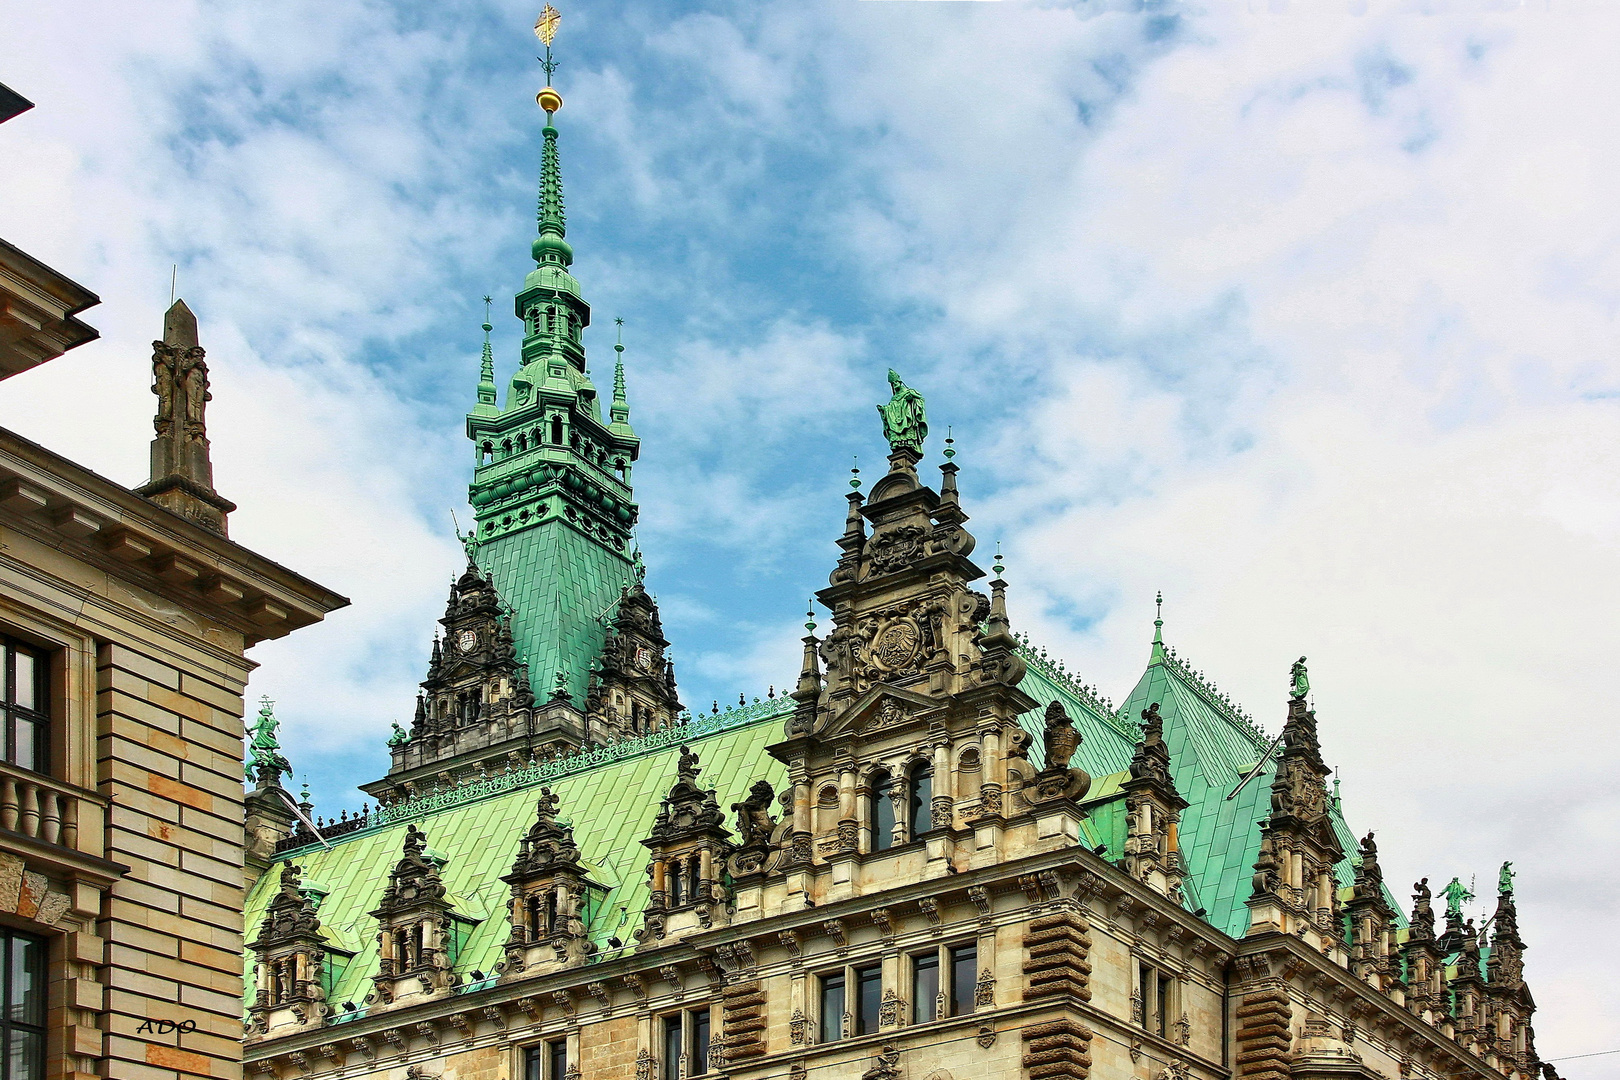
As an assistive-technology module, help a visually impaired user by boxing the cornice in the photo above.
[0,427,348,645]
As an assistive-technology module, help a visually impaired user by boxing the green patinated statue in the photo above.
[877,369,927,453]
[387,721,411,748]
[1442,875,1475,918]
[1499,860,1515,895]
[245,698,292,785]
[1290,656,1310,700]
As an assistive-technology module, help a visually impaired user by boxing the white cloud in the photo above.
[3,0,1617,1061]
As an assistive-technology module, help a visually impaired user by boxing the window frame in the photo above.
[659,1007,713,1079]
[0,636,50,777]
[1136,958,1178,1040]
[0,928,45,1080]
[906,940,978,1025]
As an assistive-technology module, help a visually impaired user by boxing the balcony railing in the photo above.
[0,763,103,858]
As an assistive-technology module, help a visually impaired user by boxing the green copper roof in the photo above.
[245,698,792,1016]
[245,630,1394,1013]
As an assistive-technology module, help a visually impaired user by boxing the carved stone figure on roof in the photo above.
[1443,876,1474,919]
[876,369,927,453]
[1290,656,1310,700]
[246,698,292,788]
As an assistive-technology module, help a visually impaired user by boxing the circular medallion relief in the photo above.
[458,629,477,652]
[874,619,920,669]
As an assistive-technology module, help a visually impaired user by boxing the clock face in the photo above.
[458,630,477,652]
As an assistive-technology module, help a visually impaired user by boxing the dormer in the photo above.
[247,864,352,1040]
[500,787,603,975]
[637,747,734,948]
[366,825,477,1009]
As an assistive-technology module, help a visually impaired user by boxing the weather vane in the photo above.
[534,5,561,85]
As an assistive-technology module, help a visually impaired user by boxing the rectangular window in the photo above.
[819,971,845,1043]
[855,964,882,1036]
[548,1039,568,1080]
[911,951,939,1025]
[949,943,977,1016]
[691,1008,710,1076]
[0,639,48,775]
[0,930,44,1080]
[663,1014,683,1079]
[1138,961,1174,1038]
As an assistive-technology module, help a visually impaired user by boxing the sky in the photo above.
[2,0,1618,1064]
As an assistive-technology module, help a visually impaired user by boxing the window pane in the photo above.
[10,715,35,773]
[911,952,939,1025]
[7,1027,42,1080]
[872,775,895,852]
[11,651,32,711]
[856,965,882,1035]
[549,1039,567,1080]
[819,972,844,1043]
[950,944,977,1016]
[663,1015,682,1078]
[523,1046,543,1080]
[910,765,932,833]
[692,1009,710,1075]
[9,932,45,1027]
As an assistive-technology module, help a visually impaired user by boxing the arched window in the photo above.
[545,888,558,933]
[870,771,896,852]
[481,441,493,464]
[909,761,934,836]
[517,434,527,453]
[687,855,702,902]
[551,416,564,445]
[670,863,685,906]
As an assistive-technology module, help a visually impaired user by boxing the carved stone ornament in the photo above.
[874,619,922,669]
[976,1025,997,1049]
[862,1044,903,1080]
[790,1008,809,1046]
[879,988,904,1028]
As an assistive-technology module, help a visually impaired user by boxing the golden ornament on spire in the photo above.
[534,5,560,46]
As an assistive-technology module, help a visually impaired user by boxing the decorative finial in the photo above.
[614,316,625,352]
[993,542,1005,577]
[805,601,817,634]
[482,294,493,333]
[535,6,562,100]
[849,456,861,491]
[943,425,955,460]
